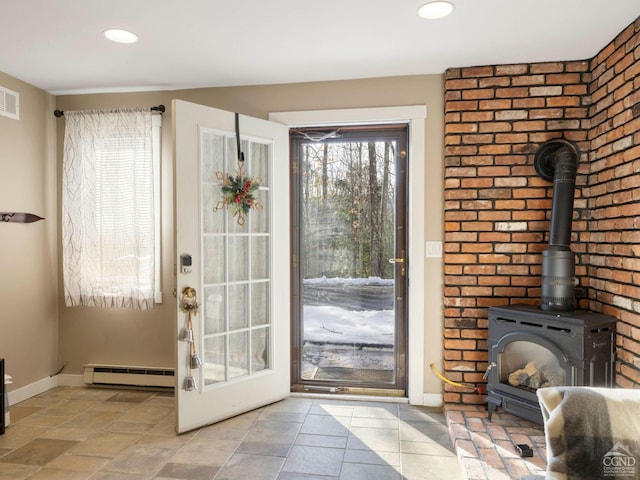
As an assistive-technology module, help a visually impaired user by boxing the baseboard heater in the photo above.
[83,364,175,389]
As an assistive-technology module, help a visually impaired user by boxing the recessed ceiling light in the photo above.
[418,1,455,20]
[103,29,138,44]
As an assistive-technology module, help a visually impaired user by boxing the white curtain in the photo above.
[62,108,157,309]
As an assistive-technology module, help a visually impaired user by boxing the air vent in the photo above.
[0,86,19,120]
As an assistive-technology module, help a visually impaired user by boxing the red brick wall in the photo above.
[587,18,640,388]
[443,17,640,404]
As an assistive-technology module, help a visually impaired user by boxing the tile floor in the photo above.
[0,387,463,480]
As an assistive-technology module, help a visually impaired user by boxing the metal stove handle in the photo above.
[483,362,496,380]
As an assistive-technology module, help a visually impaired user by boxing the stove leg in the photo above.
[487,396,501,422]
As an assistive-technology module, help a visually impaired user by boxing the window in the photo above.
[62,108,161,309]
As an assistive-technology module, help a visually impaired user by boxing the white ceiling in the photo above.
[2,0,639,95]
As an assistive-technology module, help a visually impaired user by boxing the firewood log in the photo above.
[508,360,541,387]
[540,364,565,387]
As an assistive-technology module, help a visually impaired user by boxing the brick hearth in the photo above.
[445,405,546,480]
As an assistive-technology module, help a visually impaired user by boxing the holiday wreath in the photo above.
[214,168,262,226]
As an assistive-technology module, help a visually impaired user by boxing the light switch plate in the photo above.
[426,241,442,258]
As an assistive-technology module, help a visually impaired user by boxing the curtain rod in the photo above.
[53,104,165,118]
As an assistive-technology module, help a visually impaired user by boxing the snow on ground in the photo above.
[301,277,396,375]
[303,305,394,346]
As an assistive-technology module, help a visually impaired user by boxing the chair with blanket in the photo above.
[537,386,640,480]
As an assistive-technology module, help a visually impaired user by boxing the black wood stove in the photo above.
[486,304,616,424]
[486,140,617,424]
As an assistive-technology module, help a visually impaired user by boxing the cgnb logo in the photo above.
[603,442,637,477]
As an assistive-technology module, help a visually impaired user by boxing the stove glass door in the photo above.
[499,340,566,391]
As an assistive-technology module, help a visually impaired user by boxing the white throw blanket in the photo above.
[537,387,640,480]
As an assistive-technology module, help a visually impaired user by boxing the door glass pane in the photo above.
[201,131,225,182]
[251,282,269,326]
[251,236,269,280]
[204,336,225,385]
[229,331,249,379]
[200,129,272,387]
[203,184,224,234]
[226,137,249,166]
[227,211,245,234]
[228,236,248,282]
[252,327,269,372]
[228,284,249,330]
[251,190,269,234]
[300,138,397,385]
[203,236,224,284]
[250,142,269,186]
[204,286,225,334]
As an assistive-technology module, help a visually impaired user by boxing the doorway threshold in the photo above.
[291,384,407,403]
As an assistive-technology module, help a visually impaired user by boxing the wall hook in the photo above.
[0,212,45,223]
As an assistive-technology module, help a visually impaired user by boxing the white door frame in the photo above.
[270,106,427,405]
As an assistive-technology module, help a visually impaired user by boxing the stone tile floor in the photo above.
[445,405,547,480]
[0,387,464,480]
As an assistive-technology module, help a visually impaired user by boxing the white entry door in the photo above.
[173,99,290,433]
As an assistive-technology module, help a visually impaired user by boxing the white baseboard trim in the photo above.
[7,374,85,406]
[7,376,58,406]
[422,393,444,408]
[57,374,85,387]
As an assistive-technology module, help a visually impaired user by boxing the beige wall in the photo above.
[0,72,58,389]
[54,74,445,396]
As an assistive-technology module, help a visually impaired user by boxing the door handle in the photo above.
[180,286,199,312]
[389,252,406,276]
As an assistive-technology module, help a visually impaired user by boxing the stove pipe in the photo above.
[534,139,580,311]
